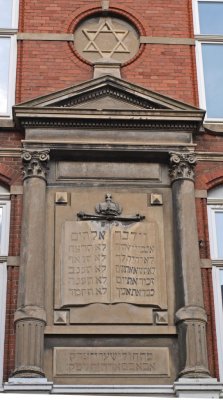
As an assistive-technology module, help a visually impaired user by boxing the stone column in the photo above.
[12,149,49,378]
[169,152,210,378]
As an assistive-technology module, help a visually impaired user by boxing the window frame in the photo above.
[0,0,19,119]
[0,192,10,387]
[193,0,223,122]
[0,262,7,386]
[212,266,223,382]
[0,199,11,256]
[207,203,223,259]
[207,196,223,381]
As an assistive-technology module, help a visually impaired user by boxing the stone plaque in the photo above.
[56,162,161,181]
[54,347,170,376]
[61,219,163,307]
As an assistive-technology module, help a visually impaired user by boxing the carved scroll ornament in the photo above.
[169,152,197,183]
[22,149,50,180]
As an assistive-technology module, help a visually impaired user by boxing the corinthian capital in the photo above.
[22,149,50,181]
[169,152,197,183]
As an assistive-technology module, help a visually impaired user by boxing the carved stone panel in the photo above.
[54,190,169,325]
[54,347,170,377]
[60,220,163,308]
[73,16,140,64]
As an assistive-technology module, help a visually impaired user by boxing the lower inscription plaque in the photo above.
[54,347,170,376]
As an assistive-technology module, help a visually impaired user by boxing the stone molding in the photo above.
[21,149,50,181]
[20,118,199,131]
[14,306,46,323]
[169,152,197,182]
[53,86,163,109]
[175,305,207,323]
[3,381,223,397]
[17,32,195,46]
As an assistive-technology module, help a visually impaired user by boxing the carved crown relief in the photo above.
[77,193,145,222]
[74,16,140,64]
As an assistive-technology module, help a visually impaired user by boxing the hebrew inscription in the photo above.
[61,220,163,307]
[111,224,156,303]
[62,221,109,304]
[54,347,170,376]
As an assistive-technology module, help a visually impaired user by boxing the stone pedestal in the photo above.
[176,306,209,377]
[174,378,223,398]
[169,152,210,378]
[12,150,49,378]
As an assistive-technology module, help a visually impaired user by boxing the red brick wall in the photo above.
[0,134,23,380]
[16,0,198,105]
[194,132,223,378]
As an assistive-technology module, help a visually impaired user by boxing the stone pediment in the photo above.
[14,75,205,130]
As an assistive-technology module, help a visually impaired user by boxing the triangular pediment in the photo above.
[13,75,205,131]
[14,75,201,112]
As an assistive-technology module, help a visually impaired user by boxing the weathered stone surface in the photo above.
[53,347,170,376]
[60,219,165,308]
[69,303,153,324]
[111,222,158,304]
[169,158,210,378]
[56,162,161,181]
[13,152,49,378]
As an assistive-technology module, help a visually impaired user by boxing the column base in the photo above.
[174,378,223,398]
[178,366,210,379]
[12,365,45,378]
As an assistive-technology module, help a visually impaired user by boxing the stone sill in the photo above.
[0,119,15,129]
[3,379,223,397]
[203,123,223,133]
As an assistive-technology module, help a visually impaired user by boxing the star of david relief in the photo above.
[73,15,140,64]
[83,19,130,58]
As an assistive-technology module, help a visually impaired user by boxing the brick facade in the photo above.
[1,0,222,385]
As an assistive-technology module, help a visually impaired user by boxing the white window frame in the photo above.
[212,266,223,382]
[207,204,223,259]
[0,200,11,256]
[207,198,223,381]
[0,263,7,387]
[0,194,10,387]
[193,0,223,122]
[0,0,19,119]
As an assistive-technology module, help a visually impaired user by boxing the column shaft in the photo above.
[170,152,210,378]
[12,149,49,378]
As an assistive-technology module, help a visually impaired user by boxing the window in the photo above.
[0,186,10,386]
[0,0,19,118]
[193,0,223,121]
[207,186,223,381]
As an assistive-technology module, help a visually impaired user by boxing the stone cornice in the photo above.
[14,109,204,131]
